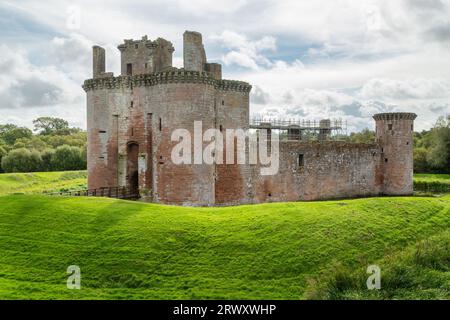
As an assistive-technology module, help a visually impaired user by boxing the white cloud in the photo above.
[0,44,85,128]
[0,0,449,132]
[213,30,276,70]
[359,78,450,100]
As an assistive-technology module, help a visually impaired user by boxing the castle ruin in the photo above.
[83,31,417,206]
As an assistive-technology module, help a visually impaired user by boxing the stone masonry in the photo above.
[83,31,417,206]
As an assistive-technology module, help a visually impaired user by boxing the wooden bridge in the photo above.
[44,186,140,200]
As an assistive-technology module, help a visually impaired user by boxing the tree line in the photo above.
[0,117,86,173]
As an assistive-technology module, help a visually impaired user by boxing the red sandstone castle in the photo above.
[83,31,416,206]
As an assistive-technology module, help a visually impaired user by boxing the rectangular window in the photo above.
[388,123,393,130]
[297,154,304,168]
[99,130,106,133]
[126,63,133,75]
[159,118,162,131]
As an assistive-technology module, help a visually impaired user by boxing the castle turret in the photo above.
[183,31,222,80]
[183,31,206,72]
[92,46,105,78]
[118,36,174,75]
[374,112,417,195]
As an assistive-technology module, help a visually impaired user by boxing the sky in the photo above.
[0,0,449,132]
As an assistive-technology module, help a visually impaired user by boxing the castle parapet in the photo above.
[83,71,251,92]
[373,113,417,121]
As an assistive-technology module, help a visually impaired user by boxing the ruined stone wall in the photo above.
[183,31,207,72]
[118,36,174,75]
[92,46,105,78]
[245,141,384,204]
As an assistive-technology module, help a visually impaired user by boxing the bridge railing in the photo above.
[43,186,140,200]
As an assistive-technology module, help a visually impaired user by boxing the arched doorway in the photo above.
[127,142,139,194]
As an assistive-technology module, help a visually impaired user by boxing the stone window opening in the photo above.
[385,158,388,163]
[388,123,393,130]
[131,127,134,136]
[99,130,106,133]
[135,44,138,49]
[219,125,223,132]
[297,154,304,168]
[268,193,272,197]
[145,63,148,69]
[406,141,409,145]
[222,100,225,106]
[126,63,133,76]
[159,118,162,131]
[130,101,133,108]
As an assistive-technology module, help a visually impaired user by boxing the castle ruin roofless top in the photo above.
[83,31,417,206]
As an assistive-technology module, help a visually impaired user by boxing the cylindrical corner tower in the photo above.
[373,112,417,195]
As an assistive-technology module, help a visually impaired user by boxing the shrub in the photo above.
[40,149,56,171]
[1,148,43,173]
[50,145,85,171]
[0,146,6,173]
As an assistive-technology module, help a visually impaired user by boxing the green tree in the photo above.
[348,129,376,143]
[1,148,43,173]
[0,124,18,135]
[41,132,87,149]
[0,146,6,173]
[0,127,33,145]
[40,149,56,172]
[413,147,429,173]
[33,117,69,135]
[50,145,85,171]
[13,136,49,152]
[427,116,450,172]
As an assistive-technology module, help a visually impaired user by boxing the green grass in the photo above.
[0,194,448,299]
[0,171,87,195]
[0,171,448,196]
[305,232,449,299]
[414,174,450,194]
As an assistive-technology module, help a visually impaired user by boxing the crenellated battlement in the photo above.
[82,70,251,92]
[373,112,417,121]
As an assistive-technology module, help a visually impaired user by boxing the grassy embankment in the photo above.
[0,171,86,196]
[414,174,450,194]
[0,193,448,299]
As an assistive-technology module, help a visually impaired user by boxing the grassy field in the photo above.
[0,170,448,196]
[0,171,86,196]
[414,174,450,194]
[0,194,448,299]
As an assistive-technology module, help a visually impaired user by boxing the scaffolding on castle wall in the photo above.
[249,117,348,141]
